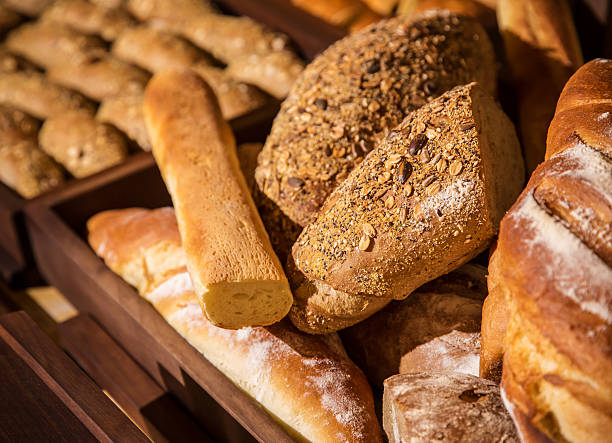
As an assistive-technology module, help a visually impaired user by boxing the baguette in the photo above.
[290,83,523,333]
[256,12,496,227]
[144,70,292,329]
[481,59,612,442]
[497,0,583,174]
[87,207,383,442]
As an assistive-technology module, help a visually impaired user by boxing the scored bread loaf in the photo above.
[339,265,486,387]
[39,112,128,178]
[144,70,292,329]
[97,92,151,151]
[497,0,583,174]
[6,21,106,68]
[40,0,135,41]
[383,373,518,442]
[87,207,383,443]
[290,83,524,333]
[48,54,150,101]
[0,105,64,198]
[256,11,496,227]
[481,59,612,442]
[0,71,95,119]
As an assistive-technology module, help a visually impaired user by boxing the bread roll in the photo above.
[2,0,53,17]
[0,71,95,120]
[383,373,518,442]
[126,0,215,31]
[87,207,383,443]
[0,106,64,198]
[0,45,37,73]
[6,21,106,68]
[256,11,496,227]
[340,265,485,387]
[144,70,293,329]
[290,83,523,333]
[481,59,612,442]
[497,0,582,174]
[41,0,135,41]
[39,112,128,178]
[48,54,150,101]
[97,93,151,151]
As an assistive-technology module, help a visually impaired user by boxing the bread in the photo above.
[0,106,64,198]
[383,373,518,442]
[497,0,582,174]
[348,8,382,32]
[97,93,151,151]
[2,0,53,17]
[87,207,383,443]
[48,54,150,101]
[144,70,292,329]
[41,0,135,41]
[126,0,215,31]
[291,0,364,27]
[0,5,21,34]
[6,21,106,68]
[399,330,481,377]
[481,59,612,442]
[290,83,523,333]
[0,45,37,73]
[236,142,263,191]
[256,12,496,227]
[0,71,95,119]
[397,0,497,31]
[362,0,397,15]
[91,0,124,9]
[339,264,486,387]
[39,112,128,178]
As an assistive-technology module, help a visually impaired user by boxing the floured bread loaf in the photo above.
[256,11,496,227]
[399,330,481,377]
[383,373,518,442]
[39,112,128,178]
[0,71,95,119]
[144,70,292,329]
[290,83,523,333]
[87,207,383,443]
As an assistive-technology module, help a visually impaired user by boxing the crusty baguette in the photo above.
[383,373,518,442]
[290,83,524,334]
[87,207,383,442]
[481,59,612,442]
[497,0,583,174]
[41,0,135,41]
[144,70,293,329]
[39,112,128,178]
[256,12,496,227]
[6,21,106,68]
[0,71,95,120]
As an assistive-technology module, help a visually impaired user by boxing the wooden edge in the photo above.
[58,314,213,442]
[24,202,292,443]
[218,0,346,59]
[0,311,147,443]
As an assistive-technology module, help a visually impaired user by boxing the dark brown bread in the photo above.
[256,11,496,227]
[481,59,612,442]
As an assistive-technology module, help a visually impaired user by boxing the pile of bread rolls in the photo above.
[85,1,610,442]
[0,0,304,199]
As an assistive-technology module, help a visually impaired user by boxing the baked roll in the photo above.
[481,59,612,442]
[2,0,53,17]
[6,21,106,68]
[0,71,95,120]
[39,112,128,178]
[290,82,523,333]
[97,92,151,151]
[87,207,383,443]
[256,11,496,227]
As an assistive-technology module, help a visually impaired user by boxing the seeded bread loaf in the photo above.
[39,111,128,178]
[41,0,135,41]
[256,11,496,227]
[48,54,150,101]
[480,59,612,442]
[0,71,95,119]
[383,373,518,443]
[0,106,64,198]
[6,21,106,68]
[291,83,523,332]
[339,265,486,387]
[144,70,293,329]
[97,93,151,151]
[87,206,383,443]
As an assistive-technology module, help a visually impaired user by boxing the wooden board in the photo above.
[24,167,292,442]
[0,311,147,442]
